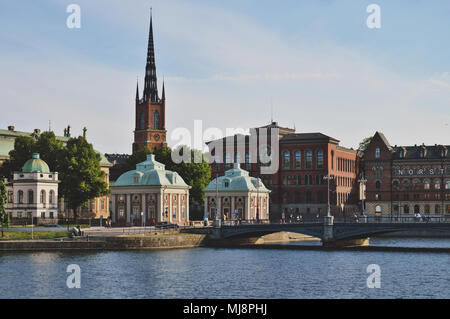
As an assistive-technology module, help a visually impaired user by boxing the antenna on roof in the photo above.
[270,98,274,123]
[48,120,51,132]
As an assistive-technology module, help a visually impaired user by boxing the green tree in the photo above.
[357,136,373,175]
[59,136,110,219]
[0,179,8,237]
[34,131,65,173]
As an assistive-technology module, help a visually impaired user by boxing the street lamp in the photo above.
[358,173,367,215]
[255,178,261,223]
[323,173,334,218]
[213,173,221,227]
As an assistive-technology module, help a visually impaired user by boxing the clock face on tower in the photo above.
[154,134,160,141]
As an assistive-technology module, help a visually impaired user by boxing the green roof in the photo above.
[113,154,188,187]
[204,164,270,192]
[22,153,51,173]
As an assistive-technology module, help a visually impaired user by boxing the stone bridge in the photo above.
[209,219,450,247]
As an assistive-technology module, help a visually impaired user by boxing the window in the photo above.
[375,147,380,158]
[446,180,450,190]
[294,151,301,169]
[305,150,313,169]
[7,191,13,203]
[434,180,441,189]
[140,112,145,129]
[282,150,290,169]
[435,205,441,215]
[403,205,410,214]
[40,190,46,204]
[316,150,324,169]
[28,190,34,204]
[41,212,45,219]
[49,191,54,204]
[375,181,381,190]
[153,111,160,130]
[424,179,430,190]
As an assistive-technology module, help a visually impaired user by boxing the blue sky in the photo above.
[0,0,449,154]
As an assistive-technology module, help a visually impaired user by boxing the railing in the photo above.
[222,215,450,226]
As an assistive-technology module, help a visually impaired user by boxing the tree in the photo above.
[58,136,110,219]
[0,179,8,237]
[357,136,373,175]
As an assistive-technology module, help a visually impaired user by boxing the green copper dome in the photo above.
[22,153,51,173]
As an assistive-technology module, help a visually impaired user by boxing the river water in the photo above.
[0,238,449,299]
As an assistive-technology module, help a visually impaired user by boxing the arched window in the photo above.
[375,181,381,190]
[294,150,301,169]
[375,147,381,158]
[153,111,160,130]
[445,180,450,190]
[434,179,441,189]
[316,150,324,169]
[49,190,54,205]
[140,112,145,129]
[18,190,23,204]
[424,179,431,190]
[435,205,441,214]
[28,190,34,204]
[40,190,46,204]
[282,150,290,169]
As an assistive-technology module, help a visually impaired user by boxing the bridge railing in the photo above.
[333,215,450,224]
[221,215,450,226]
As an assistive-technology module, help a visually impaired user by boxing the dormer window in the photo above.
[399,151,403,158]
[419,150,424,158]
[224,181,230,188]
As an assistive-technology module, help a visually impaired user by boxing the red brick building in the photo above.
[207,122,360,220]
[133,11,167,153]
[364,132,450,217]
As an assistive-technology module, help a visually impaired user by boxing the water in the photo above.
[0,238,449,299]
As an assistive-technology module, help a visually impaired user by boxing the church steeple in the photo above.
[136,79,140,101]
[143,8,159,102]
[162,79,165,100]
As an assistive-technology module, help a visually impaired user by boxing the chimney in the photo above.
[7,125,15,131]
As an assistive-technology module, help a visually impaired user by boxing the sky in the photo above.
[0,0,449,154]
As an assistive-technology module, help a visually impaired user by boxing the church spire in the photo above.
[143,8,159,102]
[136,78,140,101]
[162,79,165,100]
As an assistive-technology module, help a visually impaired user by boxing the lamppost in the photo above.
[323,173,334,219]
[161,185,167,222]
[358,173,367,215]
[213,173,221,227]
[256,178,261,223]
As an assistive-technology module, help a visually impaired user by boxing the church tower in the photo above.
[133,10,166,153]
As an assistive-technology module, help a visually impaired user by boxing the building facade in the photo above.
[203,163,270,222]
[5,153,59,224]
[133,11,167,153]
[206,122,360,221]
[364,131,450,216]
[110,155,190,226]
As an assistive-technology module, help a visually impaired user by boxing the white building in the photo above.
[6,153,59,224]
[110,154,191,226]
[203,163,270,222]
